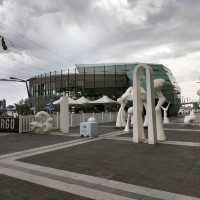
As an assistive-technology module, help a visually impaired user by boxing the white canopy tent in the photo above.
[53,95,117,105]
[74,96,92,104]
[91,95,117,104]
[53,97,76,105]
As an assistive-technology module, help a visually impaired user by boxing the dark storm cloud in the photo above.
[0,0,199,59]
[0,0,198,65]
[0,0,200,102]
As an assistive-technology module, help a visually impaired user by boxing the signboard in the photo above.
[46,101,55,113]
[0,117,19,132]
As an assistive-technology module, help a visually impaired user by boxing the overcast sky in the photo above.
[0,0,200,105]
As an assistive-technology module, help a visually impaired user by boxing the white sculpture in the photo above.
[161,102,170,124]
[116,87,146,132]
[123,87,147,134]
[133,64,157,144]
[124,106,133,132]
[116,65,167,144]
[54,95,69,133]
[116,97,128,127]
[30,111,53,133]
[184,110,196,125]
[197,89,200,102]
[143,103,148,128]
[154,79,167,141]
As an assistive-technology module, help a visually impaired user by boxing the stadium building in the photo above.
[29,63,181,115]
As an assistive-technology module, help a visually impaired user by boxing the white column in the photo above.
[145,67,157,144]
[133,64,157,144]
[133,67,144,143]
[155,90,166,141]
[60,95,69,133]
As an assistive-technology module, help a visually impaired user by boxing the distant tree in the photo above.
[15,99,31,115]
[35,96,46,112]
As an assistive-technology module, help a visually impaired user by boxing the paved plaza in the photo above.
[0,123,200,199]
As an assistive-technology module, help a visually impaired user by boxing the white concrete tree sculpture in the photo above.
[116,96,128,127]
[154,79,167,141]
[116,86,146,131]
[124,106,133,132]
[123,87,146,135]
[116,64,167,144]
[133,64,157,144]
[161,102,170,124]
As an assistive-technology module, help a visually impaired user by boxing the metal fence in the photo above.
[19,112,117,133]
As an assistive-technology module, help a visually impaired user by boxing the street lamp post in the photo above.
[0,77,32,106]
[9,77,31,98]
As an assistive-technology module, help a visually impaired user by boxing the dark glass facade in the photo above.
[29,63,180,115]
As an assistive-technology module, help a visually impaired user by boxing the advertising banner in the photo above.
[0,117,19,132]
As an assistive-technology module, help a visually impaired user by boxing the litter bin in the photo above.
[80,122,88,137]
[80,117,98,137]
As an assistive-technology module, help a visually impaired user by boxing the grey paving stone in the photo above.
[0,162,163,200]
[0,134,77,155]
[120,129,200,142]
[20,139,200,198]
[0,174,92,200]
[164,123,200,130]
[0,122,121,156]
[165,131,200,142]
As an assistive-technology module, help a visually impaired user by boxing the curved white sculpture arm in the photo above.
[121,87,134,101]
[116,100,127,127]
[154,79,167,141]
[116,87,132,128]
[124,107,133,132]
[116,86,147,129]
[155,91,166,110]
[143,102,148,127]
[161,102,170,111]
[161,102,170,124]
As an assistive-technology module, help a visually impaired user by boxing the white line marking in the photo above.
[0,167,135,200]
[105,137,200,147]
[165,128,200,132]
[160,140,200,147]
[1,160,199,200]
[0,131,123,160]
[0,130,199,200]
